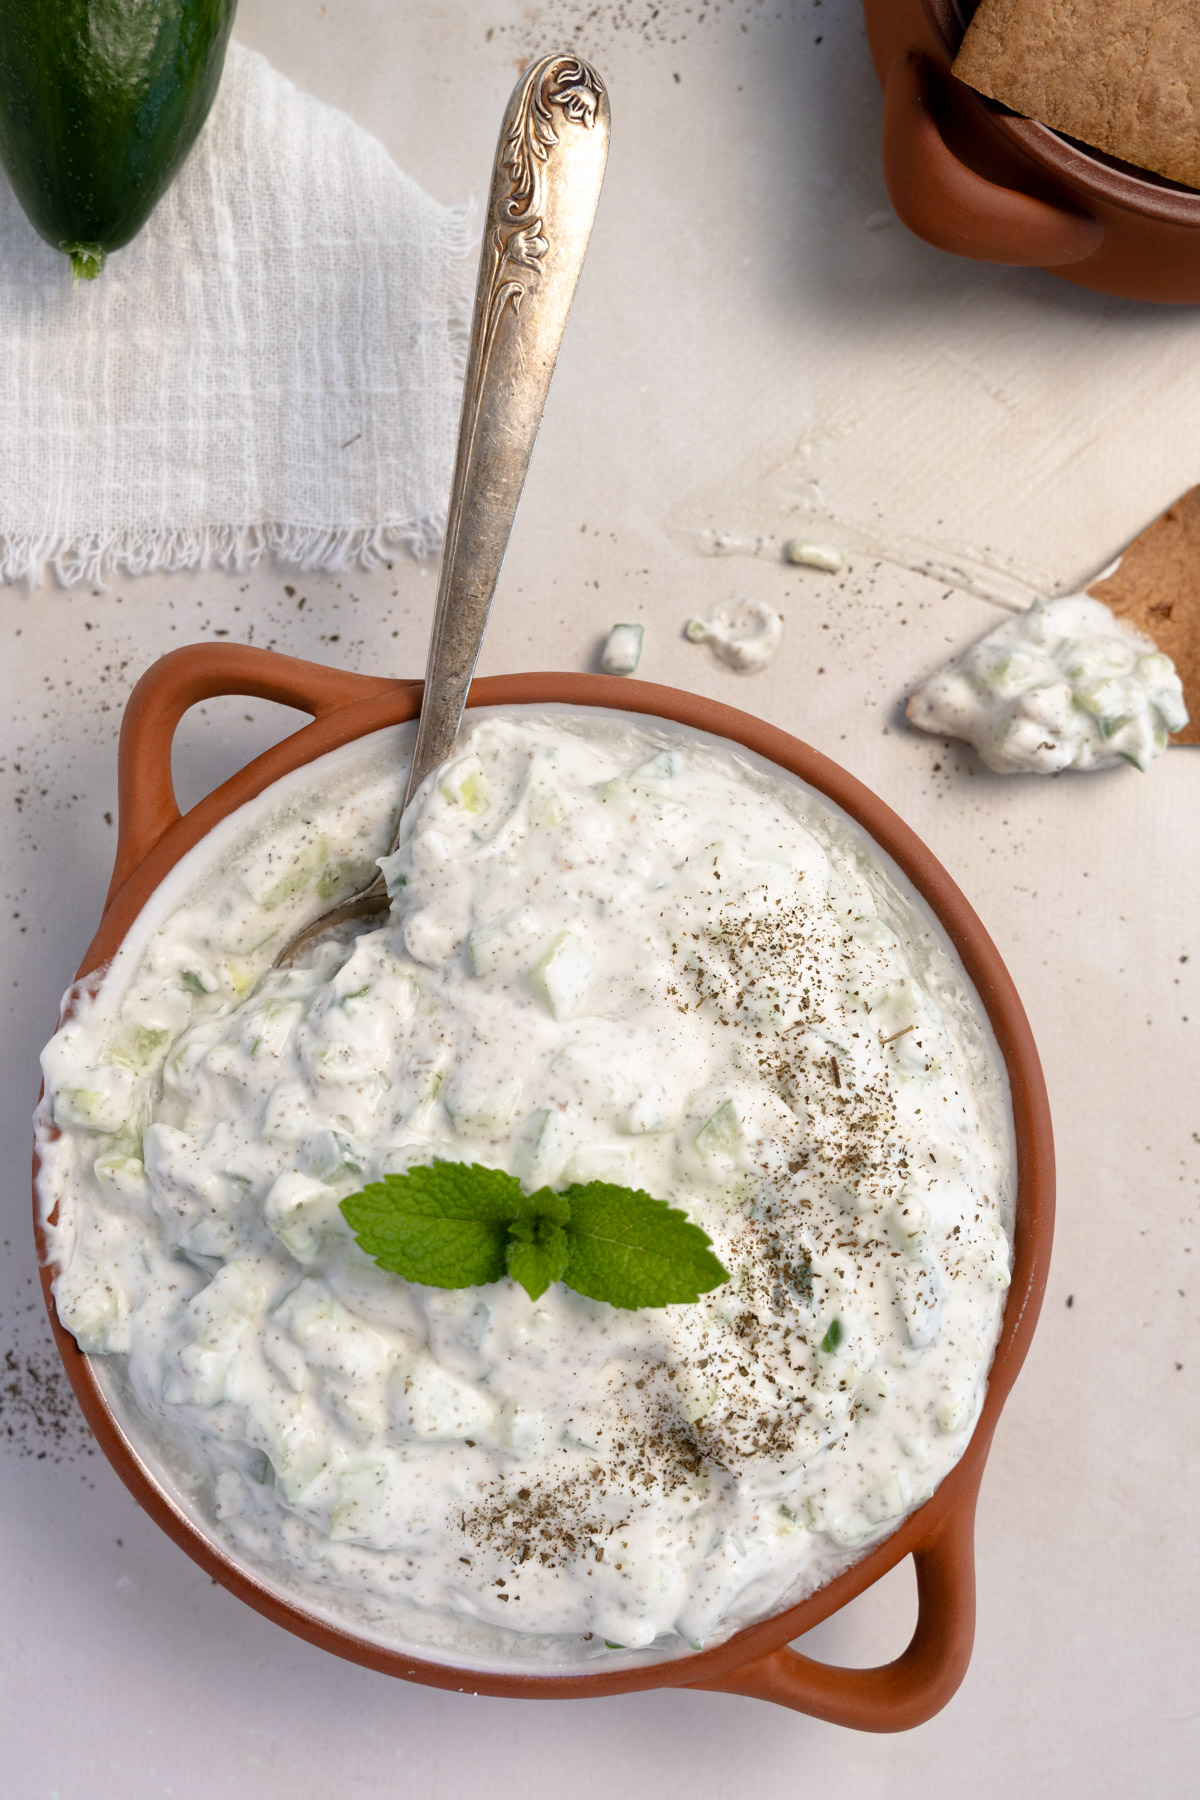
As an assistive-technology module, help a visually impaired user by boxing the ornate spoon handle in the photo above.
[401,54,610,812]
[273,57,607,965]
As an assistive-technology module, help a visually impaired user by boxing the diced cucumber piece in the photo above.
[263,1170,338,1260]
[438,753,489,813]
[600,623,644,676]
[528,931,592,1020]
[54,1064,136,1134]
[679,1383,719,1424]
[262,1323,308,1394]
[596,774,679,816]
[495,1402,549,1454]
[275,1280,391,1391]
[696,1098,743,1158]
[561,1143,639,1187]
[390,1353,495,1441]
[964,643,1040,699]
[515,1107,571,1190]
[162,1260,265,1406]
[861,1467,912,1525]
[239,833,330,911]
[632,749,676,783]
[300,1126,365,1184]
[783,539,843,573]
[238,998,302,1059]
[107,1024,170,1071]
[179,962,219,996]
[93,1152,149,1201]
[624,1080,680,1135]
[468,906,537,977]
[827,1509,875,1547]
[891,1258,945,1349]
[403,906,464,968]
[886,1193,929,1253]
[59,1276,128,1354]
[225,958,257,997]
[1016,596,1053,645]
[447,1070,522,1137]
[260,1079,312,1145]
[1065,638,1132,684]
[935,1389,974,1435]
[275,1449,338,1506]
[213,1469,246,1521]
[1014,679,1073,734]
[527,784,567,828]
[316,857,376,901]
[329,1459,392,1541]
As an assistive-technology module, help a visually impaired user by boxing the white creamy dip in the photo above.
[37,709,1012,1671]
[685,598,784,672]
[908,595,1188,774]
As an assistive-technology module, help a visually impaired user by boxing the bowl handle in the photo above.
[882,52,1103,267]
[106,644,405,906]
[686,1492,976,1730]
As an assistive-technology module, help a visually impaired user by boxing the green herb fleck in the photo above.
[820,1318,842,1354]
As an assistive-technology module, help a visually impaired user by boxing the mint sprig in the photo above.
[339,1162,729,1310]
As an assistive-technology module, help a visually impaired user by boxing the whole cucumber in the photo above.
[0,1,238,279]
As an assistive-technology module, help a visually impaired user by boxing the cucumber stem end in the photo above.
[63,244,106,283]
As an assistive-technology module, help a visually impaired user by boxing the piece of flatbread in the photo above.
[953,0,1200,191]
[1087,486,1200,745]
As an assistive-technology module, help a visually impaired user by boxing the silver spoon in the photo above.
[276,54,609,966]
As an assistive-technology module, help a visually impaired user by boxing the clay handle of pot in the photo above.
[882,52,1103,267]
[107,644,405,906]
[688,1495,976,1730]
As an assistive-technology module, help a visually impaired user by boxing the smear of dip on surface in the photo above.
[685,598,783,671]
[908,595,1188,774]
[37,710,1012,1672]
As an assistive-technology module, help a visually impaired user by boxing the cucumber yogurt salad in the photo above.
[37,709,1013,1670]
[908,594,1188,774]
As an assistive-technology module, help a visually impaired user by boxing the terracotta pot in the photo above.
[34,643,1055,1730]
[864,0,1200,303]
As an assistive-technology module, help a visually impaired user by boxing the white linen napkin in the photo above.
[0,43,470,586]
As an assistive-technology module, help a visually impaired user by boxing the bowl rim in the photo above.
[33,647,1055,1720]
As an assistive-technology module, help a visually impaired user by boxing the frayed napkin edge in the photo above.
[0,517,448,588]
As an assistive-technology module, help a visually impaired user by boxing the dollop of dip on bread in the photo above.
[908,595,1187,774]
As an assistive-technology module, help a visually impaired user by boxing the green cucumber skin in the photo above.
[0,1,238,269]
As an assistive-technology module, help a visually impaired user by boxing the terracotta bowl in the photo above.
[864,0,1200,303]
[34,643,1054,1731]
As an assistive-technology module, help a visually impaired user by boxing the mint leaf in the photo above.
[338,1163,730,1310]
[560,1180,729,1310]
[340,1163,525,1289]
[505,1187,571,1300]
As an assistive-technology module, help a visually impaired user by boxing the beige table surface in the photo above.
[2,4,1197,1795]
